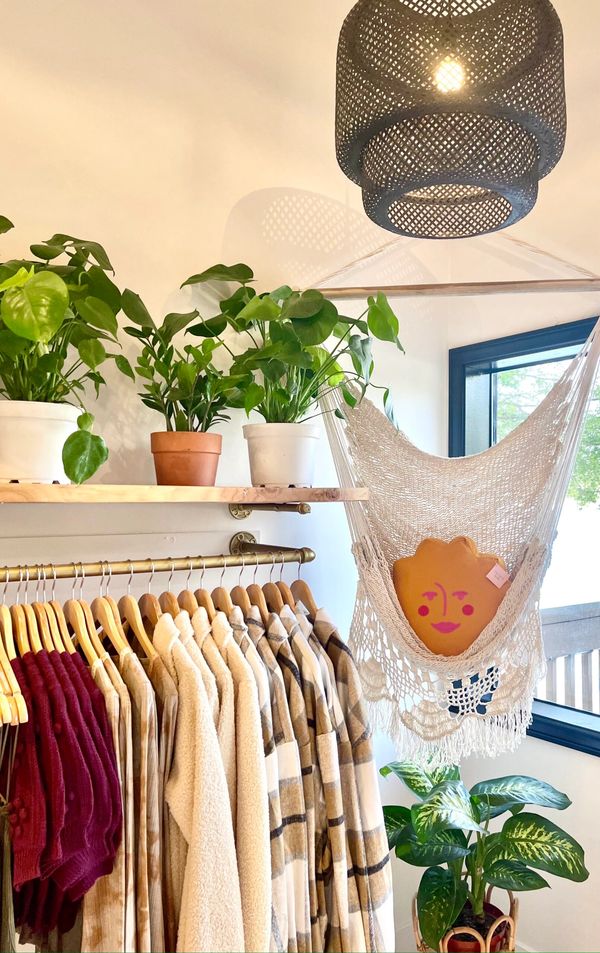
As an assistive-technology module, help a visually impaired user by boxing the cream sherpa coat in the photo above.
[154,614,243,953]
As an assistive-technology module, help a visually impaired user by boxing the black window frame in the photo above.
[448,316,600,757]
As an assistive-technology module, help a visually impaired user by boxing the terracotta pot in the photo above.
[150,431,222,486]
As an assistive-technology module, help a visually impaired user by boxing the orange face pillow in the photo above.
[392,536,510,656]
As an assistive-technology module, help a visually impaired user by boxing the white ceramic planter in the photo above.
[0,401,79,484]
[243,422,320,487]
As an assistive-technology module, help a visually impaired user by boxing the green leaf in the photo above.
[236,294,280,323]
[269,285,293,302]
[176,362,197,395]
[412,781,486,842]
[291,300,338,346]
[77,296,118,336]
[187,315,228,338]
[77,412,94,432]
[0,215,14,234]
[161,311,199,342]
[219,285,256,317]
[86,265,122,313]
[122,289,155,328]
[348,335,373,383]
[382,805,412,849]
[383,388,400,428]
[485,860,549,892]
[244,382,265,415]
[62,429,108,484]
[0,329,29,358]
[395,825,469,867]
[181,263,254,286]
[471,776,571,812]
[1,271,69,343]
[417,867,467,951]
[497,813,588,883]
[367,292,401,344]
[77,338,107,370]
[30,243,64,260]
[0,266,35,292]
[281,290,325,320]
[114,354,135,381]
[381,763,461,800]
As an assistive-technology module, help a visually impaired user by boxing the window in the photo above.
[449,318,600,756]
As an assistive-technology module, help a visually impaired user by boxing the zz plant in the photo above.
[381,761,588,951]
[118,287,247,432]
[0,218,123,482]
[181,263,403,422]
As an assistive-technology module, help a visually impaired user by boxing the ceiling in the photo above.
[1,1,598,296]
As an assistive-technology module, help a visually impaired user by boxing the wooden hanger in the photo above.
[49,600,76,653]
[88,560,131,656]
[158,561,182,617]
[230,584,252,618]
[64,598,100,666]
[178,561,199,616]
[291,579,318,618]
[247,583,269,626]
[138,560,163,632]
[11,605,30,657]
[0,605,27,724]
[194,561,216,622]
[276,580,296,610]
[33,602,54,652]
[118,564,158,659]
[212,560,234,616]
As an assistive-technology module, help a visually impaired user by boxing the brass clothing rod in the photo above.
[319,278,600,299]
[0,546,315,584]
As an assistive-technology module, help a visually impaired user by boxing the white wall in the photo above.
[1,3,599,952]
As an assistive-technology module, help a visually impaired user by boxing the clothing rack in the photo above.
[0,533,315,583]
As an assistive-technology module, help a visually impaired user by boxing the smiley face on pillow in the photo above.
[392,536,510,656]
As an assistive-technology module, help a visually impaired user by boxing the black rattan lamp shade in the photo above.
[335,0,566,239]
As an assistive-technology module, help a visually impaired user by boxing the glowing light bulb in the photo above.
[433,55,465,94]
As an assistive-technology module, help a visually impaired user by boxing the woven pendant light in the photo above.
[335,0,566,239]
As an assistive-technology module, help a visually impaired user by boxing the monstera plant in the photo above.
[382,761,588,952]
[0,218,123,483]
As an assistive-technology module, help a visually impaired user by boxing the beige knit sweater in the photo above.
[154,614,244,953]
[211,611,272,953]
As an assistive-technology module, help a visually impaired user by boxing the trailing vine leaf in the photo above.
[77,338,107,370]
[76,296,118,336]
[122,289,155,328]
[62,429,109,484]
[417,867,467,951]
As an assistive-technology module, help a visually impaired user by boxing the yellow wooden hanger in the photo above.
[230,556,253,618]
[0,571,28,724]
[290,578,318,618]
[263,556,285,614]
[117,563,158,659]
[212,558,234,616]
[246,556,270,628]
[139,560,163,632]
[178,560,199,616]
[194,560,216,622]
[64,563,101,666]
[159,561,183,618]
[90,561,130,656]
[274,556,296,611]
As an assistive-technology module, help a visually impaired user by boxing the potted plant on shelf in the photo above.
[118,287,246,485]
[0,219,123,484]
[182,263,403,487]
[381,761,588,953]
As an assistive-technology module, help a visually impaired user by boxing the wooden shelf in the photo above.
[0,484,368,505]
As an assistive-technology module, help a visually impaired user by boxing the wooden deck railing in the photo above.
[539,603,600,713]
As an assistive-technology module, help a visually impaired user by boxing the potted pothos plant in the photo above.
[381,762,588,953]
[0,218,124,484]
[181,263,403,487]
[118,288,246,485]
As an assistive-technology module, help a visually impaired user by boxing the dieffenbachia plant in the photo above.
[0,218,124,483]
[381,761,588,952]
[180,263,404,424]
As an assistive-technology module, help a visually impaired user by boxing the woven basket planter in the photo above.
[412,888,518,953]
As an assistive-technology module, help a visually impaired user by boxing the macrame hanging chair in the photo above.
[322,319,600,765]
